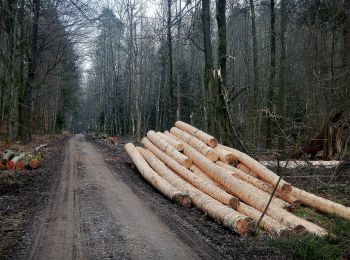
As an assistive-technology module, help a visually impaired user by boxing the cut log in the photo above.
[34,144,47,152]
[2,150,15,164]
[164,130,182,142]
[141,138,239,208]
[147,130,192,168]
[138,146,254,235]
[218,144,292,193]
[236,163,259,178]
[217,161,299,208]
[191,164,295,236]
[175,121,218,147]
[29,158,40,169]
[16,159,29,171]
[213,146,237,164]
[124,143,190,206]
[237,203,292,237]
[183,143,327,236]
[170,127,218,161]
[290,187,350,221]
[7,153,26,170]
[156,132,184,151]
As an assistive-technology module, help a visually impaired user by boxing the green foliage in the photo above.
[56,113,65,131]
[267,208,350,259]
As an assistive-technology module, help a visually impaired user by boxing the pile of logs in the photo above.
[124,121,350,237]
[0,144,46,171]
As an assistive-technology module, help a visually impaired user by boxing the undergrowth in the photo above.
[267,208,350,259]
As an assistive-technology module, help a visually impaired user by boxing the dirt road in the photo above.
[28,135,200,259]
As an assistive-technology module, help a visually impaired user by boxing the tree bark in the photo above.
[266,0,276,149]
[278,0,287,151]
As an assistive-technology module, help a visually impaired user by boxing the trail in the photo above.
[29,134,200,260]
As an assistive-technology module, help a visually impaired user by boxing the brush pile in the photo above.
[124,121,350,237]
[0,144,46,171]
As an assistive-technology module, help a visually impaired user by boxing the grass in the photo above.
[267,207,350,259]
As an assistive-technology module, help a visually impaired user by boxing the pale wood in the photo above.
[183,143,327,236]
[291,187,350,221]
[213,146,237,164]
[236,162,300,206]
[217,161,295,210]
[218,144,292,193]
[156,132,184,151]
[139,146,253,235]
[141,138,239,208]
[147,130,192,168]
[237,203,292,236]
[170,127,218,161]
[191,164,291,236]
[124,143,190,206]
[164,130,182,142]
[175,121,218,147]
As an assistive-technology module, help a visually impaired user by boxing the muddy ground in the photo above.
[0,134,349,259]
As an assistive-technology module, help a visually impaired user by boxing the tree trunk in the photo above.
[266,0,276,149]
[278,0,287,151]
[167,0,174,126]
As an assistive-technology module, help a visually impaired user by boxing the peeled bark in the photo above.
[236,162,300,206]
[217,161,297,209]
[191,164,291,236]
[237,203,292,237]
[236,163,259,178]
[164,130,181,142]
[290,187,350,221]
[183,143,327,236]
[138,146,253,235]
[147,130,192,168]
[156,131,183,151]
[170,127,218,161]
[124,143,190,206]
[175,121,218,147]
[141,137,239,208]
[218,144,291,193]
[213,146,237,164]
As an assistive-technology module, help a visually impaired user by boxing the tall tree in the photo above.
[278,0,287,151]
[266,0,276,149]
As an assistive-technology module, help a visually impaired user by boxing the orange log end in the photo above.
[16,160,26,171]
[6,160,16,170]
[29,158,40,169]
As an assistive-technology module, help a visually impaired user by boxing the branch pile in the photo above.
[0,144,46,171]
[124,121,350,237]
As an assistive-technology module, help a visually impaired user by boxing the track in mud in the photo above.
[28,135,204,259]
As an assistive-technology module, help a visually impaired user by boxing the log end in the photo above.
[206,150,219,162]
[281,183,292,193]
[229,197,240,209]
[234,217,255,236]
[294,224,307,234]
[182,158,193,169]
[15,160,26,171]
[208,139,218,148]
[29,158,40,169]
[173,194,191,207]
[6,161,15,170]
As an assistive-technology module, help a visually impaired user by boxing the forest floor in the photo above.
[0,134,349,259]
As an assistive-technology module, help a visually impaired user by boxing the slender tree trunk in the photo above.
[22,0,40,143]
[167,0,174,126]
[278,0,287,151]
[266,0,276,149]
[201,0,214,133]
[249,0,259,146]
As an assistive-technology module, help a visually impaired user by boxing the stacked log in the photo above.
[0,146,45,171]
[124,121,350,237]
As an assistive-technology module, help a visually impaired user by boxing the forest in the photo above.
[1,0,349,156]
